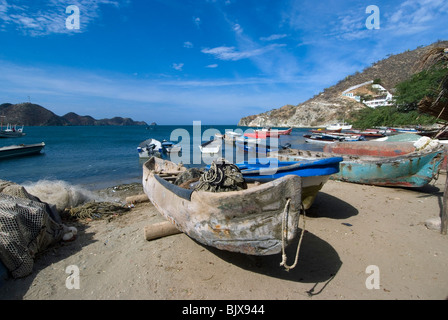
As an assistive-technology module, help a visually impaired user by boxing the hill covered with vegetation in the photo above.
[238,40,448,128]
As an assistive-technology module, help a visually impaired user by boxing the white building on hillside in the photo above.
[342,80,394,108]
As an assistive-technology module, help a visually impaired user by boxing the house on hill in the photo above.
[342,80,394,108]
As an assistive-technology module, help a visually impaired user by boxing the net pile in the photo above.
[0,180,64,278]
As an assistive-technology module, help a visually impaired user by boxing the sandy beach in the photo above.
[0,173,447,301]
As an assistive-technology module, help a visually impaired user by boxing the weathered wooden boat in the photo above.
[271,140,445,188]
[142,156,303,256]
[0,142,45,159]
[235,157,343,209]
[244,127,292,139]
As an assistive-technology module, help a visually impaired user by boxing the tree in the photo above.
[394,63,448,112]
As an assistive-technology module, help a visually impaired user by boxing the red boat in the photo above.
[244,127,292,139]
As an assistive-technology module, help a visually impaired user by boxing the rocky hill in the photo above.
[238,40,448,127]
[0,103,147,126]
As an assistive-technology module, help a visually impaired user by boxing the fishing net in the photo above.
[66,201,130,220]
[0,180,65,278]
[194,159,247,192]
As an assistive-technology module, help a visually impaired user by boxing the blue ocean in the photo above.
[0,125,319,190]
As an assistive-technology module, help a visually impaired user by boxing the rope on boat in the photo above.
[280,199,306,271]
[194,159,247,192]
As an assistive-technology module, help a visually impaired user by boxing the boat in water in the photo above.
[137,139,162,158]
[271,138,444,188]
[235,139,291,154]
[199,137,222,154]
[161,140,182,154]
[0,116,25,138]
[142,156,303,256]
[326,122,352,131]
[0,142,45,159]
[223,131,243,145]
[244,127,292,139]
[235,157,343,209]
[304,132,364,144]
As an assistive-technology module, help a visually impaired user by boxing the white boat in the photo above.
[199,138,221,154]
[161,140,182,154]
[326,122,352,131]
[137,139,162,158]
[0,116,26,138]
[0,142,45,159]
[223,131,242,144]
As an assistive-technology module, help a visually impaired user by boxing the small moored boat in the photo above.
[0,116,26,138]
[161,140,182,154]
[244,127,292,139]
[137,139,162,158]
[199,138,222,154]
[0,142,45,159]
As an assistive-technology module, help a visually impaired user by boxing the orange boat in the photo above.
[244,127,292,139]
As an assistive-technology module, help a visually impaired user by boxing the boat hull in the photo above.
[271,142,445,188]
[236,157,342,209]
[0,143,45,159]
[0,131,26,138]
[143,157,302,256]
[244,128,292,139]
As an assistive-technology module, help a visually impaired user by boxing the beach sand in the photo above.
[1,175,447,300]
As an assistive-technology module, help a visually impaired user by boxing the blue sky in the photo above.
[0,0,447,125]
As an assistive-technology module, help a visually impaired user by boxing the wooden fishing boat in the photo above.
[244,127,292,139]
[142,156,302,256]
[304,132,363,144]
[271,140,445,188]
[235,157,343,209]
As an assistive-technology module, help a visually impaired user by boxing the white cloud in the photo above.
[183,41,194,48]
[205,64,218,68]
[0,0,123,36]
[193,16,201,28]
[260,34,287,41]
[233,23,242,34]
[0,60,313,123]
[172,63,184,71]
[201,44,285,61]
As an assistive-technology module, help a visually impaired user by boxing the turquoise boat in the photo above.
[271,141,445,188]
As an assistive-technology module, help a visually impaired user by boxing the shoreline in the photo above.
[1,172,447,300]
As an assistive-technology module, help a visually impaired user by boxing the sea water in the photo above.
[0,125,318,190]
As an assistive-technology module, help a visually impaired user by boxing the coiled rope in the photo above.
[280,199,306,271]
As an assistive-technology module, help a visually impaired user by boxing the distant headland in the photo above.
[0,102,148,126]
